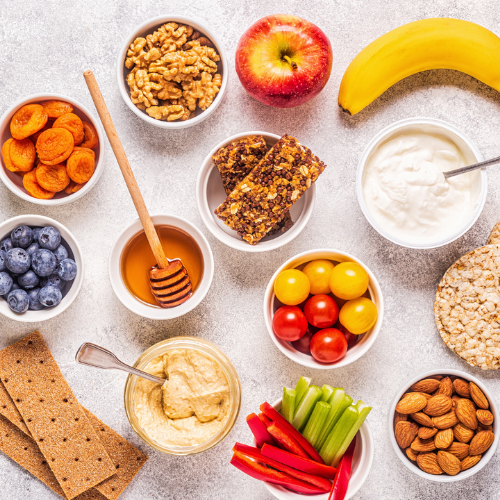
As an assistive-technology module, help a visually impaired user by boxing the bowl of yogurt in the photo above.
[357,118,487,249]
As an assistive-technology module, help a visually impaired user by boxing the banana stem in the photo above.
[283,55,298,69]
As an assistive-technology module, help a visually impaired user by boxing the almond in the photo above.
[435,377,453,397]
[394,411,407,425]
[406,447,419,461]
[418,392,433,400]
[456,399,478,430]
[476,409,494,426]
[432,411,459,430]
[395,421,419,448]
[396,393,427,414]
[451,395,461,407]
[477,423,493,433]
[423,395,453,417]
[453,379,471,398]
[445,442,470,461]
[428,375,443,380]
[437,450,461,475]
[411,436,437,452]
[453,422,474,443]
[410,412,434,427]
[461,454,481,471]
[470,382,489,410]
[417,452,443,475]
[411,379,441,394]
[469,431,495,455]
[419,427,438,440]
[434,428,454,449]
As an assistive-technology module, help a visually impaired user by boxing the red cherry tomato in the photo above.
[291,326,318,355]
[304,294,339,329]
[272,306,308,341]
[334,322,359,350]
[310,328,348,363]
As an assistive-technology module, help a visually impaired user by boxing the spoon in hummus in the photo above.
[75,343,166,385]
[443,154,500,179]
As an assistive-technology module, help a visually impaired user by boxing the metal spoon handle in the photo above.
[75,342,165,385]
[444,155,500,179]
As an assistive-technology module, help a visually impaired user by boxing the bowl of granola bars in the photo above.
[196,132,324,252]
[117,16,227,129]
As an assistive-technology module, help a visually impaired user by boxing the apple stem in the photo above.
[283,55,298,70]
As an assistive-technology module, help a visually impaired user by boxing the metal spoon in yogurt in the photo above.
[444,155,500,179]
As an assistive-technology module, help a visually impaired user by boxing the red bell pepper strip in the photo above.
[267,421,310,459]
[261,444,337,479]
[233,443,332,491]
[328,438,356,500]
[230,451,325,495]
[260,401,325,464]
[258,412,273,427]
[246,413,275,448]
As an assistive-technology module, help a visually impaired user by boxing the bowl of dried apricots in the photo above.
[0,93,104,205]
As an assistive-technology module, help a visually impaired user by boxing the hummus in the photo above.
[134,348,231,447]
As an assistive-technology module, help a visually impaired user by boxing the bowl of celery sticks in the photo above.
[230,376,374,500]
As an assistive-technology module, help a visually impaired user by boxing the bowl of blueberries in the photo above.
[0,215,83,322]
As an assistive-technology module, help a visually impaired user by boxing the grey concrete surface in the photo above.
[1,0,500,498]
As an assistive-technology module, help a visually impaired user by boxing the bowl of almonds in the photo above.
[389,369,498,482]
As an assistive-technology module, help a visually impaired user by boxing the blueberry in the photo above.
[53,244,68,263]
[0,272,13,295]
[38,285,62,308]
[7,288,29,313]
[0,238,13,253]
[27,288,44,311]
[40,273,65,291]
[26,241,40,257]
[11,282,20,291]
[0,250,6,273]
[32,227,43,241]
[31,249,57,277]
[5,248,31,274]
[18,270,39,290]
[38,227,61,251]
[11,225,33,249]
[57,258,77,281]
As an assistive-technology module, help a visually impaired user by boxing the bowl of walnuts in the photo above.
[389,369,498,482]
[117,15,228,129]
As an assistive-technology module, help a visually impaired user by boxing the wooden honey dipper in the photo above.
[83,70,193,308]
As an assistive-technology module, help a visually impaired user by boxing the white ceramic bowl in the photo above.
[0,93,105,206]
[356,117,487,249]
[263,249,383,369]
[116,16,228,129]
[196,132,316,252]
[389,369,499,482]
[0,215,84,322]
[262,399,373,500]
[109,214,214,320]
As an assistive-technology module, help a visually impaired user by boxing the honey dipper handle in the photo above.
[83,70,169,269]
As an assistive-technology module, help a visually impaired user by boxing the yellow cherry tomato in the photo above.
[302,259,335,295]
[274,269,310,305]
[329,262,369,300]
[339,297,378,334]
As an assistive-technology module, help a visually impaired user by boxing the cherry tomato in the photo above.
[272,305,308,341]
[310,328,348,363]
[303,259,335,295]
[339,297,378,334]
[335,322,359,349]
[304,294,339,329]
[274,269,310,306]
[329,262,369,300]
[291,325,317,355]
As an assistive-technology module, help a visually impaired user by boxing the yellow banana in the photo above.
[338,18,500,115]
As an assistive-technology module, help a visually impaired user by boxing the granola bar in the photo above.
[214,135,326,244]
[212,135,293,236]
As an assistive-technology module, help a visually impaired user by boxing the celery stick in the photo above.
[294,376,311,410]
[319,405,359,464]
[320,384,334,402]
[316,391,353,450]
[281,388,296,424]
[292,385,322,431]
[302,401,331,448]
[331,401,372,467]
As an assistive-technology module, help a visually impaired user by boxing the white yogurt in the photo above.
[362,130,480,243]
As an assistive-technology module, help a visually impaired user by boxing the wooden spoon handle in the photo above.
[83,70,168,269]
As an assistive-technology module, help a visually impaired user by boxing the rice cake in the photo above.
[487,220,500,245]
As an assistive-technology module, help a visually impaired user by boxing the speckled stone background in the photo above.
[1,0,500,498]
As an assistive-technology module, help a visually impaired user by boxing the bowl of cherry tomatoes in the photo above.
[263,249,384,369]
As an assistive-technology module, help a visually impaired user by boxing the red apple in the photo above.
[235,14,333,108]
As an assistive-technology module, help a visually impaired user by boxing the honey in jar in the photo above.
[120,225,204,307]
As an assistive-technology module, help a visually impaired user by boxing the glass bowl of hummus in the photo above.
[124,337,241,455]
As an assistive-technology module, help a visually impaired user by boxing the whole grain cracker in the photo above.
[0,378,30,436]
[487,220,500,245]
[0,332,115,499]
[434,244,500,370]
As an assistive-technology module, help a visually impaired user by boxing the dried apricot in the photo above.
[22,169,55,200]
[72,146,95,158]
[10,104,48,140]
[36,128,74,165]
[9,139,36,172]
[53,113,84,145]
[80,121,99,149]
[40,100,73,118]
[65,181,86,194]
[2,139,18,172]
[30,120,54,144]
[35,162,70,192]
[66,150,95,184]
